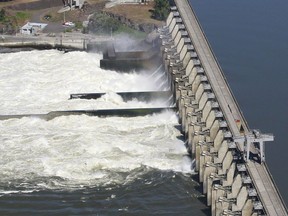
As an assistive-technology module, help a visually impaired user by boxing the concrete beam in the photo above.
[213,130,225,151]
[185,64,204,82]
[232,186,248,212]
[223,162,236,187]
[171,23,183,41]
[220,151,233,175]
[184,106,195,135]
[199,94,215,116]
[207,175,214,206]
[176,33,190,53]
[213,140,229,164]
[230,174,242,200]
[213,189,226,216]
[242,199,254,216]
[187,115,198,154]
[168,18,178,34]
[199,147,210,182]
[195,133,204,171]
[166,12,174,27]
[203,166,216,195]
[210,120,221,141]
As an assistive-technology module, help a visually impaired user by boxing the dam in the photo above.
[0,0,287,215]
[160,0,288,215]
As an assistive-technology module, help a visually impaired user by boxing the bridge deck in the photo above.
[175,0,287,215]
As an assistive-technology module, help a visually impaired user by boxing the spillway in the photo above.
[160,0,288,215]
[0,49,209,215]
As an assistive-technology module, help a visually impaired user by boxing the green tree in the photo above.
[0,8,6,22]
[89,13,121,35]
[152,0,170,21]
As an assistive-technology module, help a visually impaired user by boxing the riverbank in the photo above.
[0,0,163,36]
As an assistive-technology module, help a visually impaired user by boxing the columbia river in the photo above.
[0,50,209,215]
[190,0,288,205]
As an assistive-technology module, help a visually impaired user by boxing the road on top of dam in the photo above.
[174,0,287,215]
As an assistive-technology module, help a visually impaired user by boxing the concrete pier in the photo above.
[160,1,288,215]
[0,33,113,51]
[69,91,173,102]
[0,107,176,121]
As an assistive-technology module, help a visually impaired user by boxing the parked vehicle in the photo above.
[62,21,75,27]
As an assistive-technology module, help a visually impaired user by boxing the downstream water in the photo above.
[0,50,209,215]
[190,0,288,205]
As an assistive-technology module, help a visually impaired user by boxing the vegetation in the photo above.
[0,8,6,22]
[74,21,83,30]
[87,12,147,39]
[0,8,32,34]
[103,4,162,26]
[0,9,15,34]
[152,0,170,21]
[114,25,146,39]
[89,12,120,34]
[15,11,30,21]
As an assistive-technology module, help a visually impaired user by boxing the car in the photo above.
[62,21,75,27]
[43,15,51,20]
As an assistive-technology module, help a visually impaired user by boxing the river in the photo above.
[190,0,288,205]
[0,50,209,215]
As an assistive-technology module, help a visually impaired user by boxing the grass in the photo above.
[0,0,159,36]
[114,25,147,39]
[46,11,63,22]
[103,4,163,26]
[0,9,30,31]
[74,21,83,29]
[86,0,107,4]
[0,0,39,8]
[15,11,30,20]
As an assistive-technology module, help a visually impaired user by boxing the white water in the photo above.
[0,50,191,193]
[0,50,170,115]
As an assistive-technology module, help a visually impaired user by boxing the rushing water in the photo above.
[190,0,288,205]
[0,50,209,215]
[0,50,171,115]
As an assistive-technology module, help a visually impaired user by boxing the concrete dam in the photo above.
[159,0,288,215]
[0,1,287,215]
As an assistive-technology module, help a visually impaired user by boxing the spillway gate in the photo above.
[160,0,288,215]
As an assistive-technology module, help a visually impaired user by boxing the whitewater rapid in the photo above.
[0,50,169,115]
[0,50,191,194]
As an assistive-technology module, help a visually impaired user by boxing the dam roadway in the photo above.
[173,0,287,215]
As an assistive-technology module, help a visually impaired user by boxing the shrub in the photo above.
[15,11,30,21]
[152,0,169,21]
[0,9,6,22]
[88,13,121,34]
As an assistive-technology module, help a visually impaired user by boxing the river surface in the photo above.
[0,50,209,215]
[190,0,288,205]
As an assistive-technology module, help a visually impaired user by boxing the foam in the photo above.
[0,50,191,194]
[0,50,169,115]
[0,112,192,190]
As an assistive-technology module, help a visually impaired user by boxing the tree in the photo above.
[152,0,170,21]
[0,8,6,22]
[88,13,121,34]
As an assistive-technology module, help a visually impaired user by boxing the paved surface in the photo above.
[30,6,66,33]
[0,33,113,50]
[175,0,288,215]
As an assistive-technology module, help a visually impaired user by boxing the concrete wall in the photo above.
[159,9,266,216]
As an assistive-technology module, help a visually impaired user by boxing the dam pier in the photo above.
[0,33,112,52]
[160,0,288,215]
